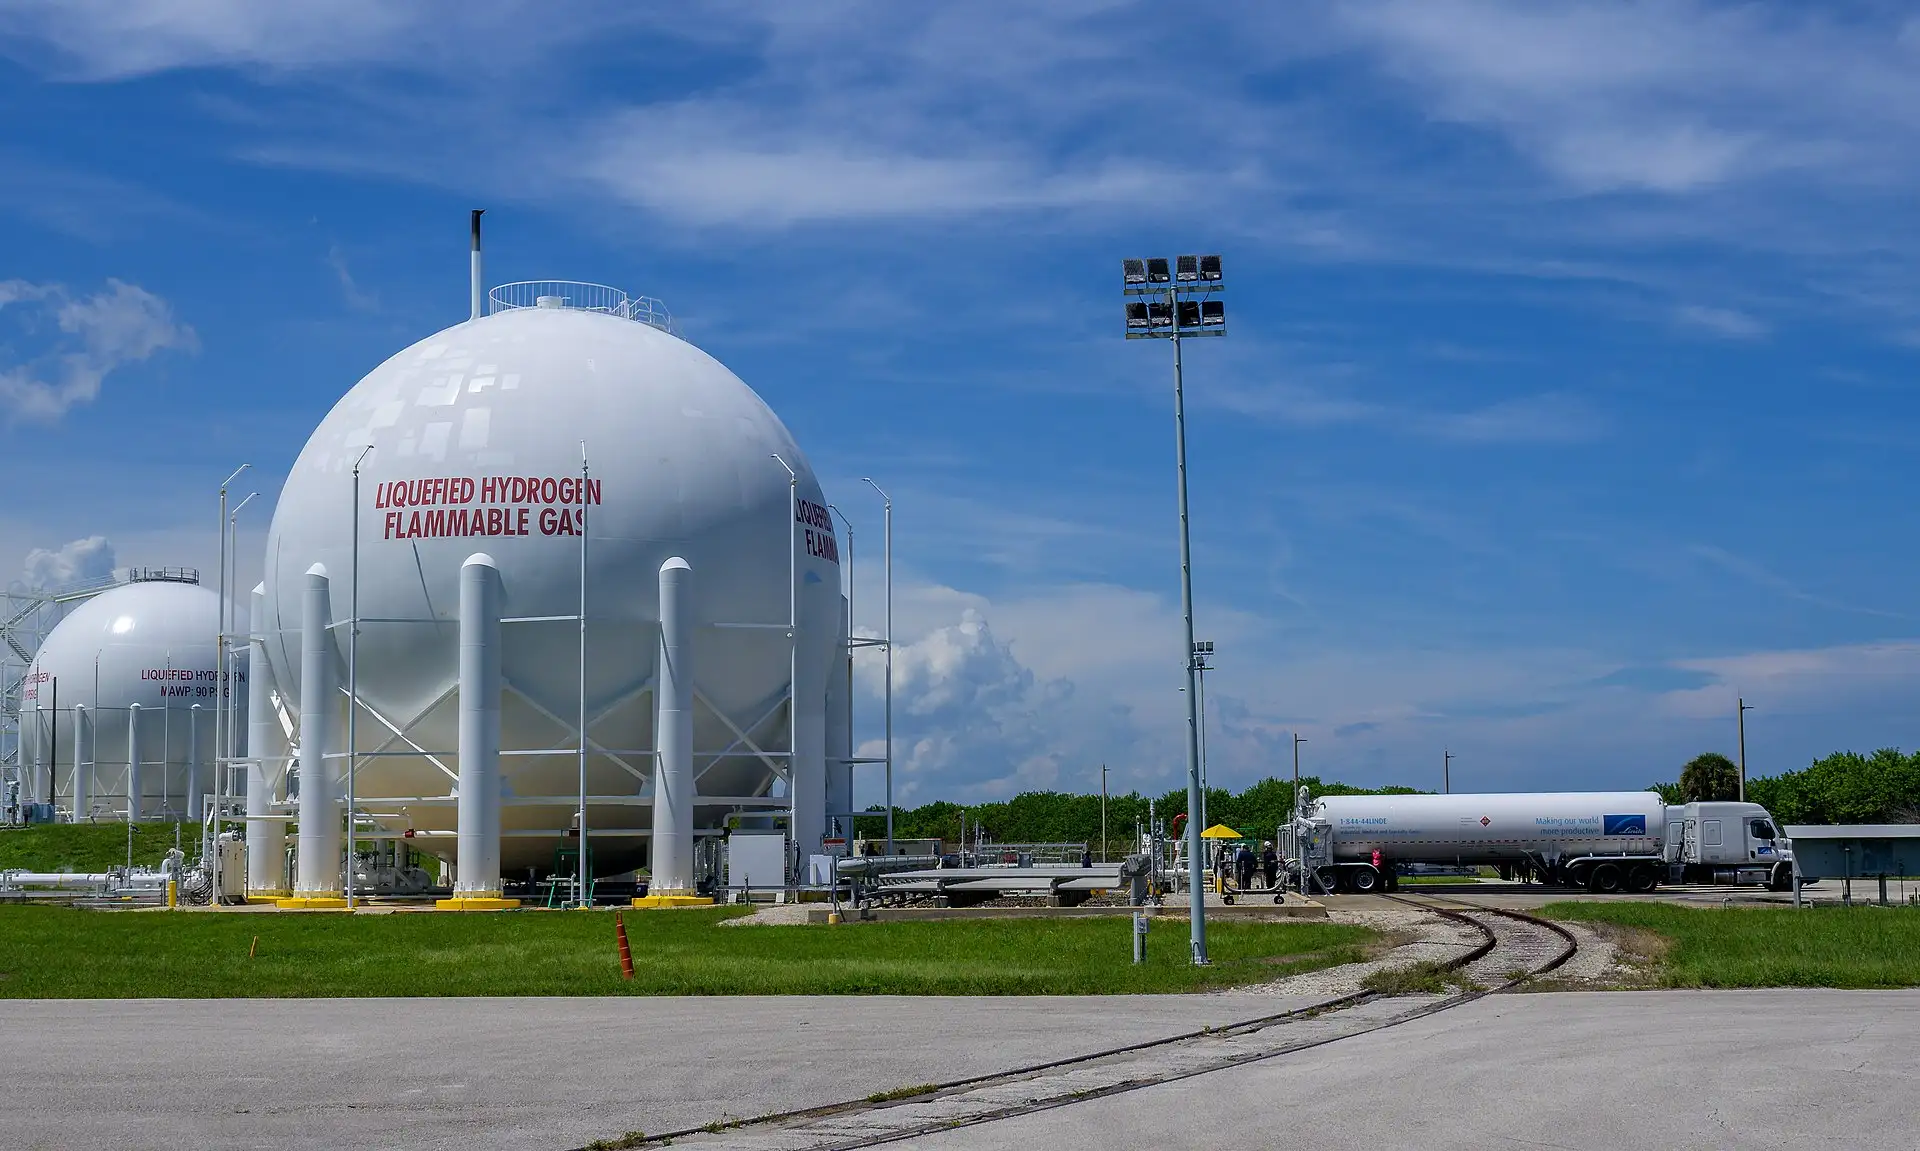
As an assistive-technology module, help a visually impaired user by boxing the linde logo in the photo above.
[374,474,602,540]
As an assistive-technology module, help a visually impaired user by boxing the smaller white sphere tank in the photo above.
[19,572,244,822]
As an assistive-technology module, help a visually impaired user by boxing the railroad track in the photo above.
[577,898,1576,1151]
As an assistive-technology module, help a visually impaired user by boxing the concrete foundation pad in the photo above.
[631,894,714,908]
[272,897,347,910]
[433,897,521,911]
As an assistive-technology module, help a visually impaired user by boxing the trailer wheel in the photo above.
[1626,864,1658,893]
[1588,863,1623,894]
[1314,867,1341,894]
[1347,865,1381,894]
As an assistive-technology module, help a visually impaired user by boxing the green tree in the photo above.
[1678,752,1742,802]
[1647,781,1686,806]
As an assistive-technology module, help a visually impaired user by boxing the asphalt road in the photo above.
[6,989,1915,1149]
[908,989,1920,1151]
[0,991,1313,1150]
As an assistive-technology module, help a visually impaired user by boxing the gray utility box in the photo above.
[726,830,789,892]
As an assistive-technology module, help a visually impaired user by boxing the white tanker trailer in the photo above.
[1285,788,1794,894]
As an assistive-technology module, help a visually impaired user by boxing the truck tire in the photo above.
[1768,864,1792,892]
[1347,865,1381,894]
[1314,867,1341,894]
[1626,864,1658,893]
[1588,863,1623,893]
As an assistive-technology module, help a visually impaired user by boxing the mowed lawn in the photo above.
[1548,901,1920,989]
[0,905,1374,997]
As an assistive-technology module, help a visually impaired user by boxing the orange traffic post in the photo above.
[614,911,635,981]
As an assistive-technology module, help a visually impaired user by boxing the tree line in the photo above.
[853,745,1920,854]
[1654,749,1920,826]
[851,775,1420,857]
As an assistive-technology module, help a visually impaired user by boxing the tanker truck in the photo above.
[1283,787,1794,894]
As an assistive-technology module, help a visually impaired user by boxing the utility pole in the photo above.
[1444,748,1452,795]
[1738,698,1752,802]
[1100,764,1109,863]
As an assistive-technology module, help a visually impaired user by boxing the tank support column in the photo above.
[126,704,142,822]
[72,705,89,821]
[637,557,708,907]
[441,554,517,911]
[282,563,347,908]
[246,584,289,899]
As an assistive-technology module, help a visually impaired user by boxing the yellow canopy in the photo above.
[1200,823,1243,839]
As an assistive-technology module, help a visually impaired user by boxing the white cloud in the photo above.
[1674,303,1767,340]
[0,279,197,420]
[19,536,116,591]
[1334,1,1915,194]
[1213,379,1604,445]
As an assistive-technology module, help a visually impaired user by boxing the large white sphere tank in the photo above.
[261,297,844,875]
[20,574,243,822]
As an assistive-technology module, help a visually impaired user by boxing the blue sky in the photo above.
[3,1,1919,803]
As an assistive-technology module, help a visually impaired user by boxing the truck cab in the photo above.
[1665,801,1794,890]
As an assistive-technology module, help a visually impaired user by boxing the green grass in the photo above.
[1546,901,1920,989]
[0,823,194,873]
[1359,958,1480,996]
[0,905,1374,997]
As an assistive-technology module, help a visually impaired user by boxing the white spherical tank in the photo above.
[261,297,845,875]
[20,574,243,822]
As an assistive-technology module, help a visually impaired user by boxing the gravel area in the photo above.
[1229,906,1483,997]
[716,902,812,927]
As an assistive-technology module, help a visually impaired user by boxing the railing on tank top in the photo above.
[485,281,682,339]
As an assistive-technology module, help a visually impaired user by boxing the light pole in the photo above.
[346,446,371,909]
[1292,733,1306,799]
[1123,253,1225,966]
[773,454,798,882]
[1737,698,1752,802]
[1194,640,1213,828]
[860,477,894,856]
[1444,748,1452,795]
[577,441,590,908]
[1100,763,1108,863]
[213,462,249,903]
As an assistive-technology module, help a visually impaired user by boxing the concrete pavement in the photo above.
[0,991,1318,1150]
[6,989,1915,1149]
[909,990,1920,1151]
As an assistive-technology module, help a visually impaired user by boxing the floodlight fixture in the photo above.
[1146,257,1171,284]
[1200,299,1225,328]
[1177,300,1201,329]
[1176,255,1200,282]
[1123,258,1148,285]
[1147,300,1174,329]
[1125,301,1150,330]
[1199,254,1222,282]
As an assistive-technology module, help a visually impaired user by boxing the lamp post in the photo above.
[213,462,249,904]
[1444,748,1452,795]
[1194,640,1213,829]
[346,446,372,909]
[577,441,590,908]
[1123,253,1224,966]
[1100,763,1108,864]
[860,477,894,856]
[1737,698,1752,802]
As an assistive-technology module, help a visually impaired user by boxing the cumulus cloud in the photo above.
[853,608,1083,801]
[19,536,116,591]
[0,279,196,420]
